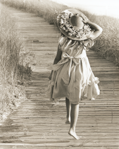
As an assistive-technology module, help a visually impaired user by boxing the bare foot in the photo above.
[68,129,81,140]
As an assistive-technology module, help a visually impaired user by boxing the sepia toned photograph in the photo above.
[0,0,119,148]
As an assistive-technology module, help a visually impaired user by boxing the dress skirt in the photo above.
[48,49,100,104]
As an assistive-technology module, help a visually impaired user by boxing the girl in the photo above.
[48,9,103,140]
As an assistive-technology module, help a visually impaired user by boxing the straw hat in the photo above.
[57,9,92,41]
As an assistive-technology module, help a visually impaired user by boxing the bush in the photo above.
[0,5,34,122]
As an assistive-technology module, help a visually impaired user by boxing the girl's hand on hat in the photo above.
[75,11,89,23]
[82,17,89,23]
[80,14,89,23]
[86,20,92,24]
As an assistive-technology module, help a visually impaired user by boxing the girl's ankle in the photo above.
[69,127,75,132]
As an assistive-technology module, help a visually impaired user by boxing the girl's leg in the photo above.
[69,103,80,140]
[65,98,71,124]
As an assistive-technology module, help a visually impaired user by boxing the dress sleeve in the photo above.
[83,38,94,48]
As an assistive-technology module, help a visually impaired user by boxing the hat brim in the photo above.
[57,9,90,41]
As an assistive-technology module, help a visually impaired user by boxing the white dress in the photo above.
[48,37,100,104]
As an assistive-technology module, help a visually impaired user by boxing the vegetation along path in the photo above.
[0,4,119,149]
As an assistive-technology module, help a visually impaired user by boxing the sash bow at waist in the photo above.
[52,50,87,71]
[62,53,79,65]
[50,50,87,84]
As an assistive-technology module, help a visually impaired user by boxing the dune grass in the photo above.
[1,0,119,66]
[0,5,34,122]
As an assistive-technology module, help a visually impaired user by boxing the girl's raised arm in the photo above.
[86,20,103,40]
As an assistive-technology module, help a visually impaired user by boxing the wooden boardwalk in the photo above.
[0,5,119,149]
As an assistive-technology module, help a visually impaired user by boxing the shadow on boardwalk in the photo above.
[0,4,119,149]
